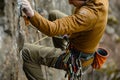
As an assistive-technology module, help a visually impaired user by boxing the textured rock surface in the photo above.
[0,0,71,80]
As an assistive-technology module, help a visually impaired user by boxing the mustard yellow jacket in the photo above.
[29,0,109,53]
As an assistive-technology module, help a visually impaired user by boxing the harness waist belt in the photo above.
[70,48,95,60]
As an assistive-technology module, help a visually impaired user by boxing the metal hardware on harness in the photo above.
[63,50,83,80]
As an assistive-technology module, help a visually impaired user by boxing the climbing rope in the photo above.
[33,36,48,44]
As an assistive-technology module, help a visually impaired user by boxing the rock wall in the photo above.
[0,0,72,80]
[33,0,72,15]
[109,0,120,35]
[0,0,120,80]
[0,0,20,80]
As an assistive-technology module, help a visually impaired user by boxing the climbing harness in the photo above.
[55,43,95,80]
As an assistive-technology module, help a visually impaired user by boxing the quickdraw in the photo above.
[63,49,83,80]
[54,42,84,80]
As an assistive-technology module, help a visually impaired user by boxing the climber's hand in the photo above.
[19,0,34,17]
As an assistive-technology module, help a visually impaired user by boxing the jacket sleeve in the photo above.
[29,8,97,37]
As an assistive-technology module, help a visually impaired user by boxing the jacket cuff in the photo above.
[28,11,39,22]
[28,11,43,28]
